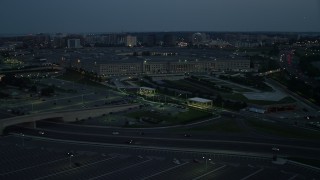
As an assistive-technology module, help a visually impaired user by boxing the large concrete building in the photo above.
[98,58,251,76]
[99,62,142,76]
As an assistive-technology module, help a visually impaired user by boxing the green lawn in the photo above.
[125,108,212,125]
[56,70,106,88]
[190,119,244,133]
[246,118,320,139]
[171,109,212,124]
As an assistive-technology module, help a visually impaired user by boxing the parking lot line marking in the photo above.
[88,158,152,180]
[34,156,116,180]
[141,161,189,180]
[0,157,71,176]
[192,164,227,180]
[240,168,264,180]
[288,174,298,180]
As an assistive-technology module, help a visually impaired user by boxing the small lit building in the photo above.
[187,97,213,109]
[138,87,156,97]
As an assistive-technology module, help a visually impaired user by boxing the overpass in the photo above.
[0,104,139,135]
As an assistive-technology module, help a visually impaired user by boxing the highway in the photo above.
[12,120,320,160]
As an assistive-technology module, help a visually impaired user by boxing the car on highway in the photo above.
[184,134,191,137]
[112,132,119,135]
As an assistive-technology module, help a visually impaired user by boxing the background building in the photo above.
[125,35,137,47]
[97,58,251,76]
[67,39,81,48]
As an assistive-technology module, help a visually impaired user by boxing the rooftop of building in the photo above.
[188,97,212,103]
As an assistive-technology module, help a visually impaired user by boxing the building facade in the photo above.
[67,39,81,48]
[125,35,137,47]
[99,62,142,76]
[97,59,251,76]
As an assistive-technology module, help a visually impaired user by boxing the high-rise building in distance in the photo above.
[67,39,81,48]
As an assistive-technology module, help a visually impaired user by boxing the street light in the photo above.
[272,147,279,161]
[81,94,84,105]
[67,152,74,167]
[20,133,25,147]
[203,157,211,171]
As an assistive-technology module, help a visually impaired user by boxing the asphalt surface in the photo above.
[0,135,319,180]
[9,120,320,160]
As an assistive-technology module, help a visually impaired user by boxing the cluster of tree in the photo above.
[152,80,247,111]
[0,51,11,58]
[0,74,31,89]
[94,43,125,47]
[132,51,177,56]
[69,68,102,82]
[272,71,320,105]
[213,95,247,111]
[249,54,280,72]
[85,71,102,82]
[132,51,151,56]
[220,74,272,91]
[186,76,233,93]
[287,78,320,105]
[0,91,9,98]
[298,55,320,77]
[161,80,210,97]
[268,44,280,56]
[40,86,55,96]
[0,73,58,97]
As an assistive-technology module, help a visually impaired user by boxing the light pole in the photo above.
[272,147,279,161]
[20,133,25,147]
[82,94,84,105]
[68,153,74,167]
[203,157,211,171]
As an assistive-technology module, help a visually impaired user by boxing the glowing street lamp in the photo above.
[67,152,74,167]
[203,157,211,171]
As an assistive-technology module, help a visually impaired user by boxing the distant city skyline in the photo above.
[0,0,319,34]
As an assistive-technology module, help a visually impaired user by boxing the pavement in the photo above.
[0,135,319,180]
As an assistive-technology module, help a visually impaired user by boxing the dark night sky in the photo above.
[0,0,319,33]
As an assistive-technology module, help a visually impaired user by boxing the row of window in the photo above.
[99,61,250,74]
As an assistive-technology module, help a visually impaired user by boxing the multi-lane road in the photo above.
[12,119,320,161]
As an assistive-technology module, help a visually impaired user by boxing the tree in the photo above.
[30,85,37,92]
[41,86,55,96]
